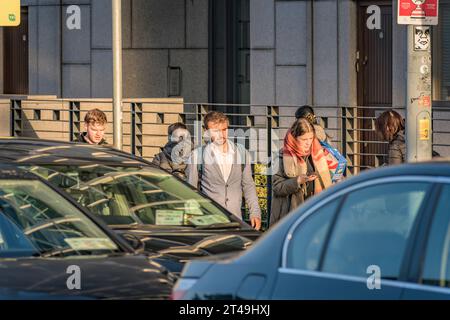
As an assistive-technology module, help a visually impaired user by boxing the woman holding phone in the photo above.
[270,118,335,226]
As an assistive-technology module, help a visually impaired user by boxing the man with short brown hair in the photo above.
[76,109,108,145]
[186,111,261,230]
[202,111,229,129]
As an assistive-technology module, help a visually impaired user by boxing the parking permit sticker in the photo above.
[64,238,117,251]
[184,199,203,215]
[188,215,229,226]
[155,210,184,225]
[419,118,430,140]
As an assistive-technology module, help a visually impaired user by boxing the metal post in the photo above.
[112,0,123,150]
[406,24,432,162]
[266,106,273,229]
[69,102,74,142]
[341,106,347,171]
[131,103,136,155]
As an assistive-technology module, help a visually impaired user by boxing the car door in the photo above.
[401,183,450,299]
[272,179,433,299]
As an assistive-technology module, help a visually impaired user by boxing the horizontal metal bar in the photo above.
[347,165,376,169]
[347,153,387,156]
[433,144,450,147]
[346,140,388,144]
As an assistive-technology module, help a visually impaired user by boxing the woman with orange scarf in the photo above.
[269,118,335,226]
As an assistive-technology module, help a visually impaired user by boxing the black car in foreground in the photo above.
[174,162,450,300]
[0,164,174,300]
[0,138,260,274]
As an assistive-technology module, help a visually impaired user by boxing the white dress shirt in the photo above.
[207,141,235,182]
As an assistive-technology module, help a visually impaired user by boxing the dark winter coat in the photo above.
[75,132,108,145]
[269,147,333,227]
[388,130,406,165]
[152,141,190,180]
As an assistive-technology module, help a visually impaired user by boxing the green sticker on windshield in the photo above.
[184,199,203,215]
[64,238,117,251]
[188,215,229,226]
[155,210,184,226]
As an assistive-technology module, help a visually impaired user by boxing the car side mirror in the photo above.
[119,232,145,253]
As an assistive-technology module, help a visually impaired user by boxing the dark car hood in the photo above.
[115,224,259,242]
[0,254,174,300]
[114,228,260,274]
[115,227,260,254]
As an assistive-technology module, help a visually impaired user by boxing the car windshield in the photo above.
[0,179,119,258]
[25,165,232,227]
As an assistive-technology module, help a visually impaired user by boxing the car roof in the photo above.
[0,138,240,217]
[0,157,136,253]
[0,137,155,167]
[279,160,450,230]
[339,161,450,183]
[236,160,450,267]
[0,163,38,180]
[299,161,450,213]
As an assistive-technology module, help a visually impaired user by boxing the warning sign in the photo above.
[419,118,430,140]
[398,0,439,25]
[0,0,20,26]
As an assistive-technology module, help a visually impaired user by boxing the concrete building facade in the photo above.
[1,0,450,158]
[1,0,209,102]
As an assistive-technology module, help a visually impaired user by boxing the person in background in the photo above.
[270,118,334,226]
[295,105,330,143]
[152,122,192,180]
[185,111,262,230]
[295,105,345,182]
[76,109,108,145]
[375,110,406,165]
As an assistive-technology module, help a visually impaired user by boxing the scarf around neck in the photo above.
[282,131,333,195]
[283,131,324,164]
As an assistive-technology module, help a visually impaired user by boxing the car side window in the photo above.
[421,184,450,288]
[322,182,430,279]
[286,199,340,270]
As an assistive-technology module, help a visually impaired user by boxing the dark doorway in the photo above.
[357,2,392,168]
[209,0,250,123]
[4,7,29,95]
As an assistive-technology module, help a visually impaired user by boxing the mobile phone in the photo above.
[307,171,318,177]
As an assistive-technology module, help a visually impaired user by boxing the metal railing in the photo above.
[8,98,450,230]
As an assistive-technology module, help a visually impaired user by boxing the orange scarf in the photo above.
[283,131,336,195]
[283,131,325,165]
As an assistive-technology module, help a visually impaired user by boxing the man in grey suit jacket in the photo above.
[186,111,262,230]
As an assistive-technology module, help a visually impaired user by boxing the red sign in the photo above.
[419,95,431,108]
[398,0,439,25]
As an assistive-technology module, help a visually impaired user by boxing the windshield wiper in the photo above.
[36,247,121,258]
[34,247,78,258]
[23,217,83,235]
[194,222,241,230]
[109,222,142,229]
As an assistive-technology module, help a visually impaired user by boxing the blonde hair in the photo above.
[85,109,107,125]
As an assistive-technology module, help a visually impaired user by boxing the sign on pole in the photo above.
[398,0,439,25]
[400,1,437,162]
[0,0,20,26]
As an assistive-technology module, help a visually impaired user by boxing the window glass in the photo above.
[322,183,430,279]
[0,179,118,258]
[26,165,231,227]
[422,184,450,288]
[286,199,340,270]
